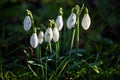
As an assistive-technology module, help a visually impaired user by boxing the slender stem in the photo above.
[56,42,59,69]
[39,46,45,77]
[69,28,76,59]
[78,4,84,16]
[49,42,52,55]
[36,47,39,59]
[76,4,84,53]
[63,23,66,46]
[45,46,48,80]
[76,17,79,53]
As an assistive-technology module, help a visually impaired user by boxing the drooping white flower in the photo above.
[56,15,63,31]
[53,27,59,42]
[81,14,91,30]
[45,28,53,42]
[23,16,32,31]
[30,33,38,48]
[67,13,76,29]
[38,31,44,44]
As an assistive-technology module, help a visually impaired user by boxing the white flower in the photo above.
[81,14,91,30]
[67,13,76,29]
[23,16,32,31]
[30,33,38,48]
[53,27,59,42]
[38,31,44,44]
[56,15,63,31]
[45,28,53,42]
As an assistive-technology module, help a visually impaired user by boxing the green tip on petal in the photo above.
[26,9,31,16]
[26,9,33,21]
[33,27,37,33]
[84,7,88,14]
[59,7,63,16]
[49,19,56,28]
[71,5,80,15]
[49,19,53,28]
[53,21,56,28]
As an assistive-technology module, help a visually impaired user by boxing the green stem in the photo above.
[63,23,66,46]
[76,4,84,53]
[36,47,39,59]
[78,4,84,16]
[45,46,48,80]
[76,17,79,53]
[69,28,76,59]
[49,42,52,55]
[56,42,59,69]
[39,46,45,77]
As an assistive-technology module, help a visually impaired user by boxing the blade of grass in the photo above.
[27,63,38,77]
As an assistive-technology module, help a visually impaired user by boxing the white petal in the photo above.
[30,33,38,48]
[67,13,76,29]
[81,14,91,30]
[53,27,59,42]
[45,28,53,42]
[38,31,44,44]
[23,16,32,31]
[56,16,63,31]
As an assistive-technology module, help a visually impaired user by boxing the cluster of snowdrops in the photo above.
[23,5,91,48]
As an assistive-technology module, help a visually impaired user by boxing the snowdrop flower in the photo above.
[23,16,32,31]
[53,27,59,42]
[30,33,38,48]
[45,28,53,42]
[38,31,44,44]
[56,15,63,31]
[56,8,63,31]
[81,7,91,30]
[67,13,76,29]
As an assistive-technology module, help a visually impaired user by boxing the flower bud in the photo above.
[81,14,91,30]
[23,16,32,31]
[45,28,53,42]
[53,27,59,42]
[38,31,44,44]
[56,15,63,31]
[81,7,91,30]
[30,33,38,48]
[67,13,76,29]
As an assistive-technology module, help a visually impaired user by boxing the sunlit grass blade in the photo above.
[27,63,38,77]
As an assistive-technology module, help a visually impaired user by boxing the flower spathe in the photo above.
[56,15,63,31]
[30,33,38,48]
[23,16,32,31]
[67,13,76,29]
[81,14,91,30]
[45,28,53,42]
[38,31,44,44]
[53,27,59,42]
